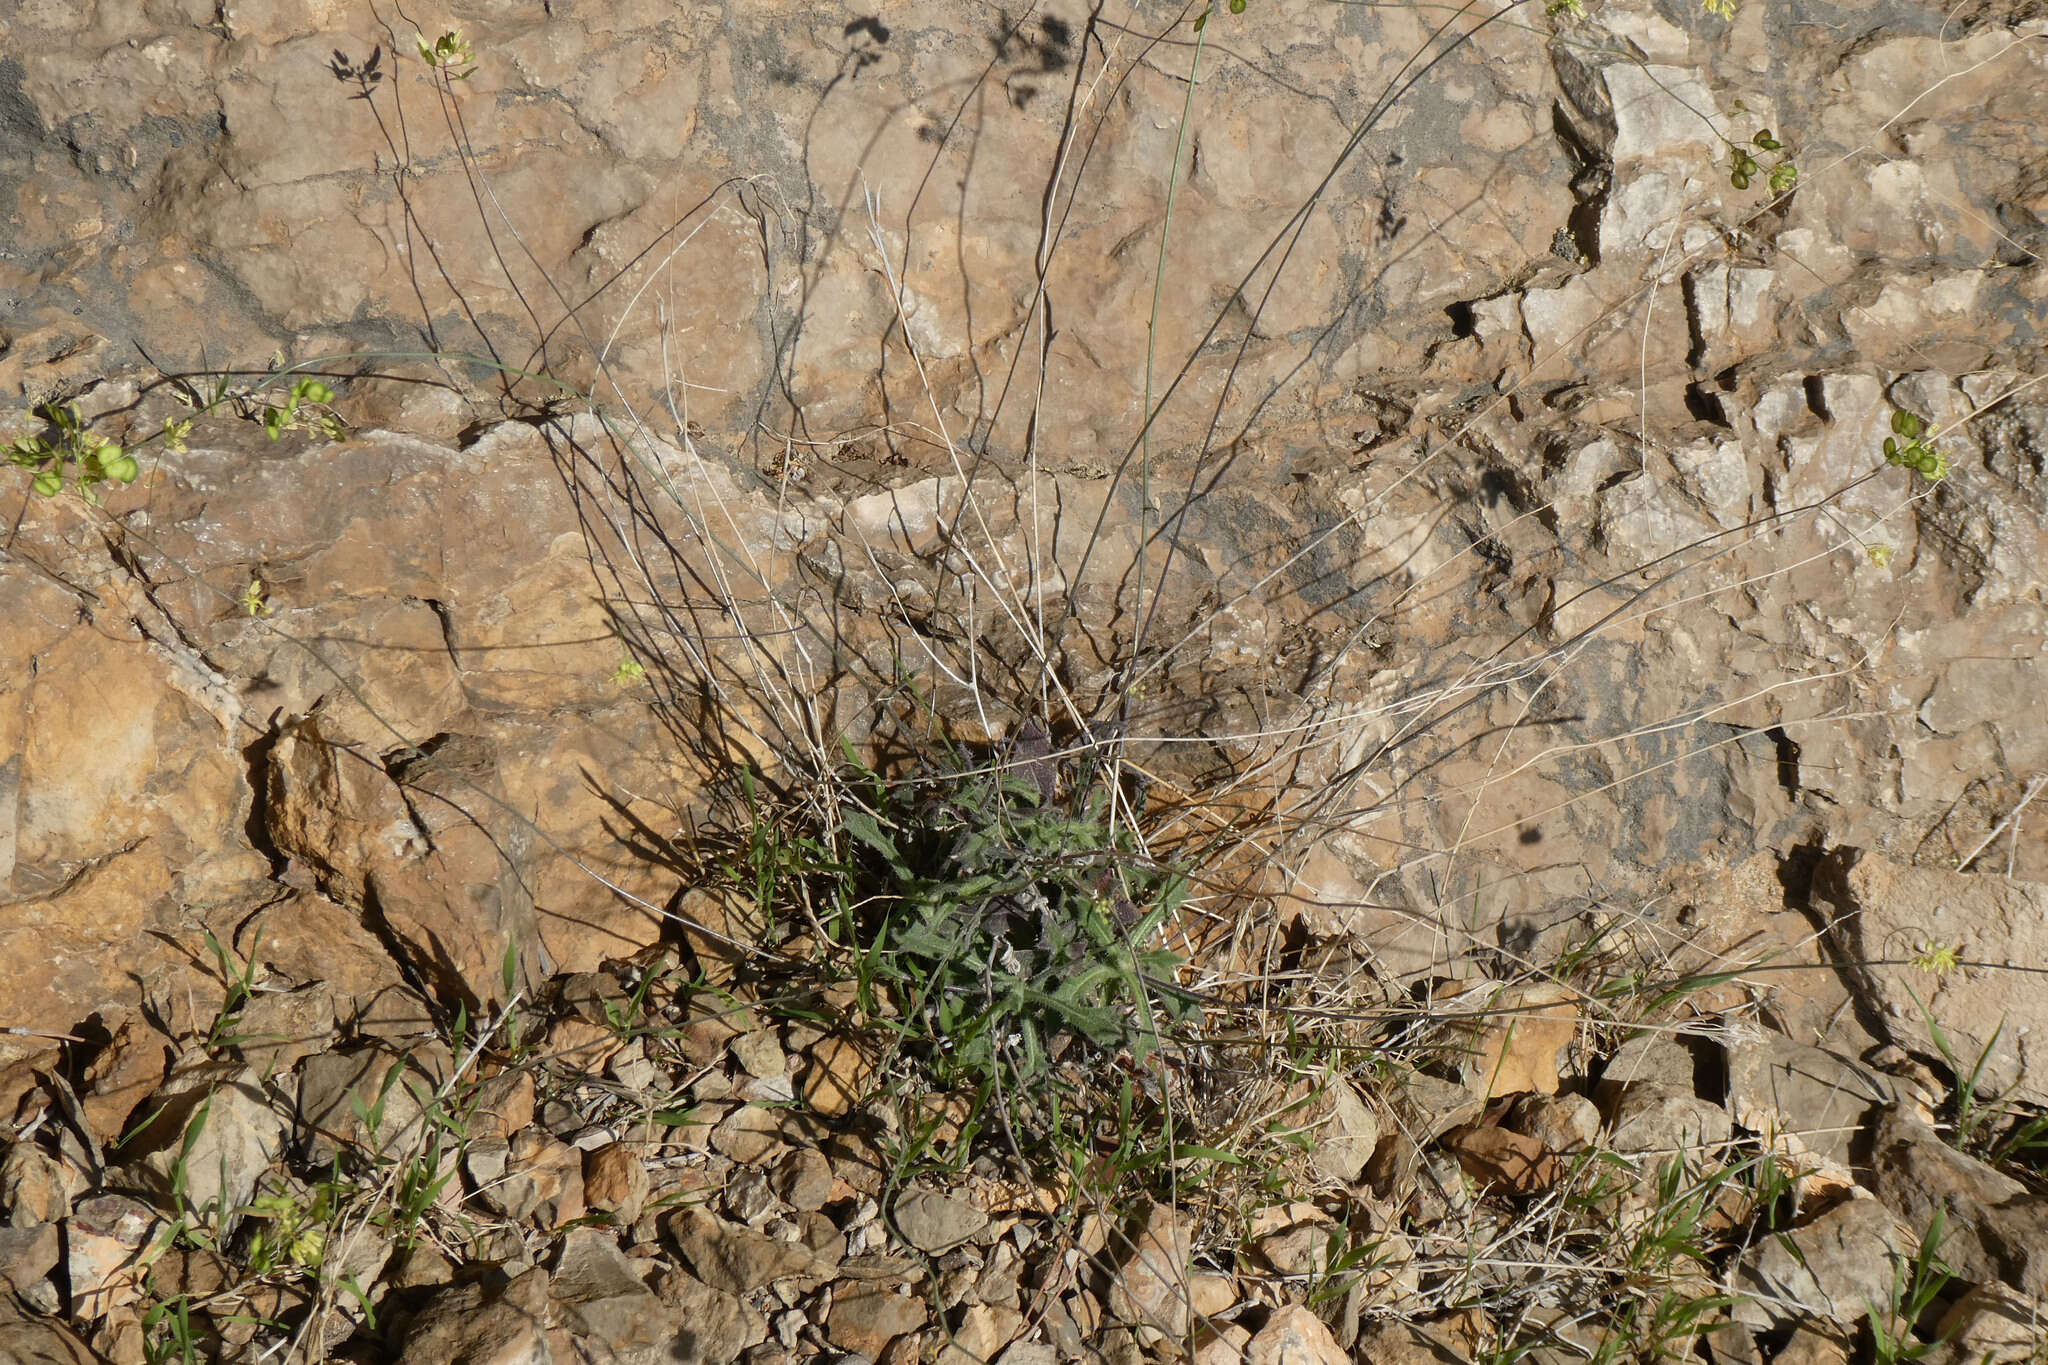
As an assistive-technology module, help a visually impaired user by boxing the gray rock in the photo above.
[133,1066,286,1234]
[666,1210,826,1296]
[892,1188,988,1255]
[1818,850,2048,1109]
[551,1228,677,1364]
[1309,1077,1382,1184]
[1734,1196,1920,1331]
[0,1222,59,1298]
[1386,1070,1484,1146]
[825,1283,927,1360]
[1724,1033,1894,1170]
[1596,1031,1697,1106]
[396,1267,554,1365]
[655,1268,768,1365]
[1870,1109,2048,1298]
[1604,1084,1734,1172]
[1507,1093,1600,1154]
[0,1145,78,1227]
[769,1148,834,1213]
[1931,1284,2048,1365]
[724,1168,781,1227]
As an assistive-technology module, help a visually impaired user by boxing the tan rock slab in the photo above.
[582,1143,651,1228]
[826,1283,927,1359]
[1245,1304,1348,1365]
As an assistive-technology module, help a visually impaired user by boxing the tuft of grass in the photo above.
[1868,1210,1955,1364]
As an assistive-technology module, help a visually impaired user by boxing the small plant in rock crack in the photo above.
[7,399,140,501]
[832,723,1195,1150]
[260,378,345,442]
[163,365,348,444]
[1728,127,1797,195]
[1868,1210,1955,1364]
[1884,409,1949,482]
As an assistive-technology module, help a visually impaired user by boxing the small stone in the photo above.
[134,1067,287,1234]
[935,1304,1023,1365]
[91,1308,144,1365]
[667,1209,824,1295]
[0,1303,100,1364]
[64,1194,163,1318]
[654,1267,770,1365]
[1,1144,80,1226]
[1307,1078,1380,1184]
[1596,1032,1696,1106]
[232,985,338,1078]
[472,1069,538,1141]
[682,1014,746,1068]
[1506,1092,1600,1154]
[1451,981,1579,1099]
[826,1283,927,1359]
[798,1209,847,1270]
[0,1223,59,1297]
[1193,1323,1252,1365]
[496,1127,585,1228]
[547,1013,627,1076]
[893,1188,987,1254]
[1442,1124,1564,1195]
[582,1143,651,1228]
[1734,1194,1918,1331]
[1604,1084,1734,1173]
[1245,1305,1348,1365]
[1933,1284,2047,1365]
[996,1344,1059,1365]
[731,1030,787,1080]
[467,1135,512,1189]
[1385,1070,1484,1145]
[804,1037,874,1118]
[1725,1033,1893,1173]
[1871,1109,2048,1297]
[607,1042,661,1094]
[77,1016,173,1147]
[770,1147,834,1212]
[1188,1271,1236,1320]
[725,1167,782,1226]
[1255,1218,1335,1277]
[296,1045,443,1161]
[396,1268,553,1365]
[1774,1323,1855,1365]
[1107,1201,1196,1337]
[711,1105,785,1165]
[1351,1319,1473,1365]
[550,1227,671,1359]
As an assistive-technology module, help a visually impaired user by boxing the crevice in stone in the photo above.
[1685,383,1729,427]
[1766,725,1802,798]
[241,715,292,879]
[1803,373,1831,422]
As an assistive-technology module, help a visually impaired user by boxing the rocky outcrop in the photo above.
[4,0,2048,1361]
